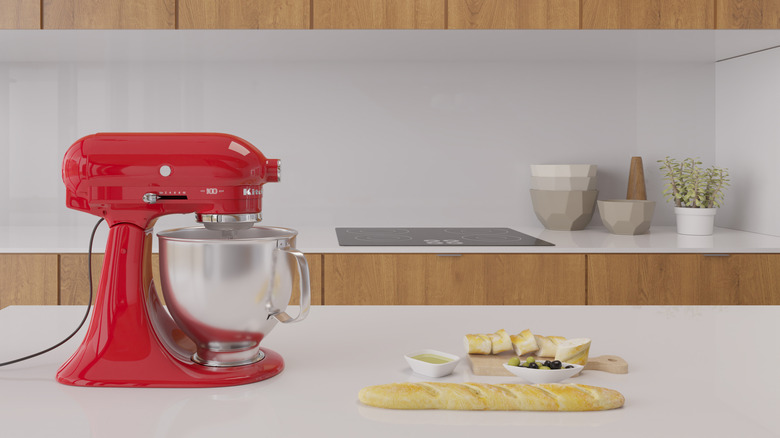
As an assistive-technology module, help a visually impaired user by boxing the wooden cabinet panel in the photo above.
[313,0,445,29]
[291,254,323,305]
[448,0,579,29]
[323,253,585,305]
[43,0,175,29]
[582,0,715,29]
[60,253,322,306]
[717,0,780,28]
[588,254,780,305]
[0,254,58,308]
[60,254,163,304]
[179,0,310,29]
[0,0,40,29]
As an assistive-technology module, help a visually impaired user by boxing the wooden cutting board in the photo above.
[469,352,628,376]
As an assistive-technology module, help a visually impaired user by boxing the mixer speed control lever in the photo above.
[143,193,159,204]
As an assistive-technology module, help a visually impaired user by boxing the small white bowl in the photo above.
[530,164,598,178]
[502,361,584,384]
[404,349,461,378]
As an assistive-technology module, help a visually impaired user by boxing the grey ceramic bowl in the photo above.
[598,200,656,235]
[530,189,598,231]
[530,176,597,191]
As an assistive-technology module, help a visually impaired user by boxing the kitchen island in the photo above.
[1,305,778,437]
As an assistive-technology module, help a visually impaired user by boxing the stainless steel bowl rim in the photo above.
[157,226,299,242]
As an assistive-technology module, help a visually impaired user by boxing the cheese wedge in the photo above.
[490,329,513,354]
[535,335,567,357]
[554,338,591,365]
[510,329,539,356]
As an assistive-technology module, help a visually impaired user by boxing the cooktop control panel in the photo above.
[335,228,554,246]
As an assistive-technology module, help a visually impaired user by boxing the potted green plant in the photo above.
[657,157,729,236]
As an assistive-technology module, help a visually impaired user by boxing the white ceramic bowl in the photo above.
[530,176,597,191]
[502,361,584,384]
[404,349,461,378]
[530,164,598,178]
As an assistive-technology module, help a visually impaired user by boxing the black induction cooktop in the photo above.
[336,228,554,247]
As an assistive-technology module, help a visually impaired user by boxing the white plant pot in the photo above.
[674,207,717,236]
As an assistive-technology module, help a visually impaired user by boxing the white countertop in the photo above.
[0,305,779,437]
[1,224,779,254]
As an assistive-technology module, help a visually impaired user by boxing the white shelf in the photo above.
[1,29,780,63]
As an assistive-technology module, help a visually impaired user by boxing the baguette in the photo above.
[358,382,624,411]
[464,334,493,354]
[510,329,539,356]
[490,329,513,354]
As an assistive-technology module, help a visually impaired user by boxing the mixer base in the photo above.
[57,347,284,388]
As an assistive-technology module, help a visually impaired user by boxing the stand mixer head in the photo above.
[58,133,308,388]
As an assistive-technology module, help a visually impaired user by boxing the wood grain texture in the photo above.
[587,254,780,305]
[323,253,585,305]
[313,0,445,29]
[291,253,323,305]
[448,0,579,29]
[0,254,58,309]
[179,0,310,29]
[59,254,163,304]
[717,0,780,28]
[626,156,647,200]
[0,0,40,28]
[582,0,715,29]
[43,0,175,29]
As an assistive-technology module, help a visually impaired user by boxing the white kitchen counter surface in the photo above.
[1,305,778,438]
[1,224,779,253]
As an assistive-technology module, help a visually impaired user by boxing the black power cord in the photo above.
[0,218,104,367]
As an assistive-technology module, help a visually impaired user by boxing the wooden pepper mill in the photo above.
[627,156,647,200]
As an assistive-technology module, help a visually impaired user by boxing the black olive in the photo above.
[565,365,574,369]
[542,360,551,367]
[528,362,539,369]
[551,360,562,369]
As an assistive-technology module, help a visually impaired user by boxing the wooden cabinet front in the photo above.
[0,0,40,29]
[717,0,780,28]
[448,0,579,29]
[588,253,780,305]
[0,254,58,308]
[43,0,175,29]
[582,0,715,29]
[59,253,322,306]
[323,253,586,305]
[313,0,445,29]
[179,0,310,29]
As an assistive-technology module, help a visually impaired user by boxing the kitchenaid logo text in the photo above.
[243,188,261,196]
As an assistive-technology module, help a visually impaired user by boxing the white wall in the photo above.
[716,48,780,237]
[0,55,715,231]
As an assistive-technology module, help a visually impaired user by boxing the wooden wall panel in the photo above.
[717,0,780,28]
[313,0,445,29]
[448,0,579,29]
[179,0,310,29]
[0,0,40,29]
[323,254,585,305]
[43,0,175,29]
[582,0,715,29]
[0,254,58,309]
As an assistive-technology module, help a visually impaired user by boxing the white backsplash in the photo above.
[0,55,716,231]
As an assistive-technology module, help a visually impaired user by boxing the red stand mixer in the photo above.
[59,133,309,387]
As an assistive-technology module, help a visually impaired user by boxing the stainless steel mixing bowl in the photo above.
[157,226,310,367]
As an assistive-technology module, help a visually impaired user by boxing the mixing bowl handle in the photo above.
[270,248,311,324]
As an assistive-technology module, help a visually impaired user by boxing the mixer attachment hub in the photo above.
[197,213,261,231]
